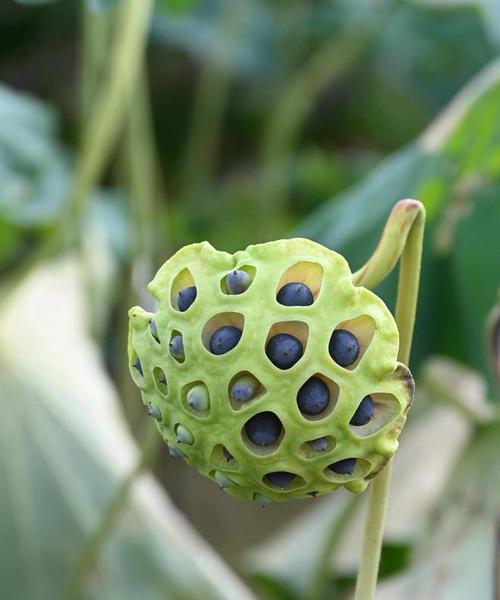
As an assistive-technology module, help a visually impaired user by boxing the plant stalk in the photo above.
[66,0,154,241]
[353,200,425,600]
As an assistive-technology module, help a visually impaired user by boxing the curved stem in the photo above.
[354,200,425,600]
[352,199,424,289]
[64,422,161,600]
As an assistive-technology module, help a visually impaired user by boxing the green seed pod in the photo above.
[128,239,414,502]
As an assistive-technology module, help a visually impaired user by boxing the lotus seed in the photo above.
[297,376,330,415]
[245,412,282,446]
[214,472,234,489]
[133,357,143,376]
[177,286,197,312]
[169,334,184,360]
[147,403,162,420]
[308,437,329,452]
[209,326,242,355]
[254,494,272,507]
[230,374,259,402]
[329,329,360,367]
[264,471,296,489]
[266,333,303,369]
[277,282,313,306]
[187,384,210,411]
[350,395,375,426]
[176,424,194,445]
[168,444,185,459]
[328,458,356,475]
[150,320,160,342]
[226,270,252,294]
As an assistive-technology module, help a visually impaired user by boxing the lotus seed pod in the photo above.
[128,239,414,502]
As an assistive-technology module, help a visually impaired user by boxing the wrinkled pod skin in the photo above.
[128,239,414,503]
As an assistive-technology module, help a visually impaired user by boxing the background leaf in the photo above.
[0,257,256,600]
[294,58,500,391]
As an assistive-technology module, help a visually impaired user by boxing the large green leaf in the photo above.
[0,258,256,600]
[294,58,500,386]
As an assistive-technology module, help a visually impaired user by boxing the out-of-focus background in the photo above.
[0,1,499,599]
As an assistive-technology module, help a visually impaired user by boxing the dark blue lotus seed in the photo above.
[266,333,303,369]
[277,282,313,306]
[297,377,330,415]
[150,320,160,342]
[245,412,282,446]
[230,374,259,402]
[350,395,375,426]
[209,326,242,355]
[329,329,360,367]
[169,335,184,360]
[147,403,162,420]
[133,357,143,376]
[264,472,296,489]
[226,270,252,294]
[308,437,329,452]
[328,458,356,475]
[177,286,197,312]
[222,447,233,461]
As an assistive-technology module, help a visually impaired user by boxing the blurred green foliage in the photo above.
[1,1,499,599]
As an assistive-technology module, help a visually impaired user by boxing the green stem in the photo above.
[352,199,425,289]
[65,0,154,241]
[64,422,161,600]
[126,71,159,302]
[353,201,425,600]
[79,0,114,128]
